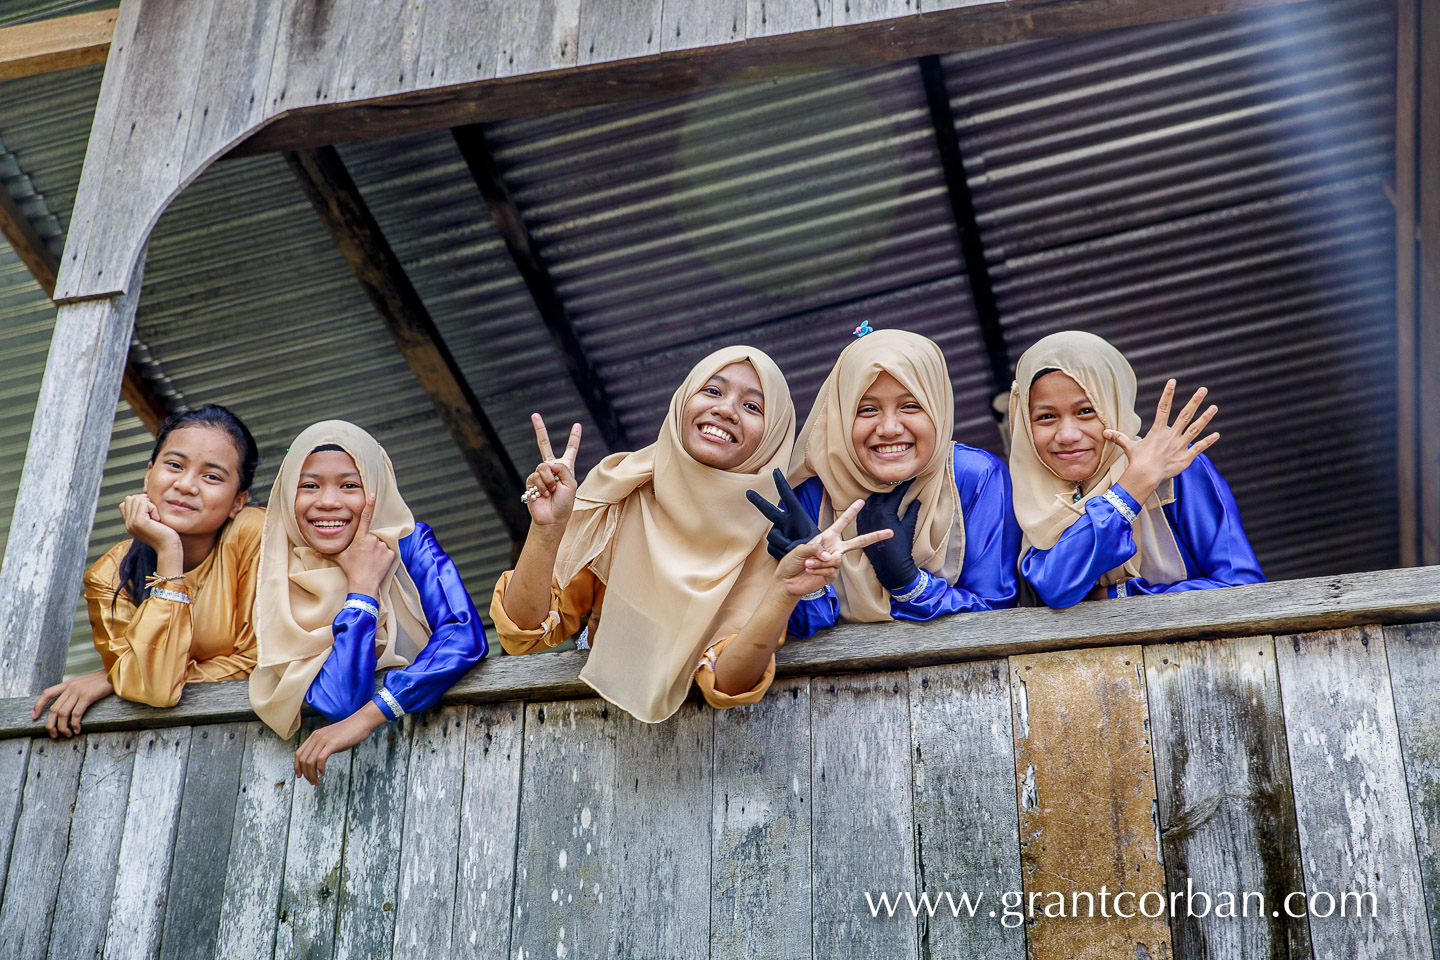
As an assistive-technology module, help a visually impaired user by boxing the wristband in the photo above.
[890,570,930,604]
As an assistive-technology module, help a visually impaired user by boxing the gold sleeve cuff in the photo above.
[694,633,777,710]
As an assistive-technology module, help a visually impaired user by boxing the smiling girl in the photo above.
[248,421,486,783]
[32,404,263,735]
[492,345,889,721]
[1010,330,1263,607]
[752,329,1019,632]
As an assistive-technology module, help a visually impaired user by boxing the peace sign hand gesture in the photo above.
[1106,379,1219,504]
[320,494,394,598]
[773,498,894,599]
[746,470,822,561]
[524,414,582,530]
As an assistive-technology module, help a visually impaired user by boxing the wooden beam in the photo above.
[284,145,530,547]
[0,182,166,433]
[1397,0,1420,566]
[451,125,629,452]
[0,9,115,82]
[226,0,1313,159]
[918,55,1009,401]
[0,260,143,698]
[3,564,1439,738]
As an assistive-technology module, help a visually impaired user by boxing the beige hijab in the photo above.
[554,345,795,723]
[1008,331,1185,587]
[250,421,431,738]
[788,330,965,622]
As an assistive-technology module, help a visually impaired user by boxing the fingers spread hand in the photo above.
[828,499,866,536]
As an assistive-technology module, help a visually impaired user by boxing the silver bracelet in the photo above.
[1114,579,1130,598]
[800,586,829,602]
[343,596,380,618]
[149,587,191,604]
[377,686,406,718]
[1103,488,1138,524]
[890,570,930,603]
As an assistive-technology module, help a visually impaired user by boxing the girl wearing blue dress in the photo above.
[751,329,1020,632]
[1009,331,1263,608]
[249,420,487,783]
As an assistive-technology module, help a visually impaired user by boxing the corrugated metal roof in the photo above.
[0,0,1407,683]
[942,0,1397,579]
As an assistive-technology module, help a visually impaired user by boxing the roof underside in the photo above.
[0,0,1399,673]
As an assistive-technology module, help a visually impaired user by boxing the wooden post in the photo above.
[0,257,144,697]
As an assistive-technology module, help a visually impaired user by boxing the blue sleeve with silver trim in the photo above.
[304,593,382,722]
[890,445,1021,621]
[374,522,488,720]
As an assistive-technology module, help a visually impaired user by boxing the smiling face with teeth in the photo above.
[293,447,368,552]
[680,361,767,471]
[851,372,937,485]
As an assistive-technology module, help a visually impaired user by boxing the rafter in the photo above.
[0,9,115,81]
[451,125,629,452]
[918,55,1010,403]
[285,145,530,548]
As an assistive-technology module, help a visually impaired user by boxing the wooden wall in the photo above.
[0,616,1435,960]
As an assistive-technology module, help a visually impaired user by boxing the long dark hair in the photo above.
[115,404,260,604]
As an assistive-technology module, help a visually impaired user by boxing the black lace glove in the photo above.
[855,480,922,592]
[746,469,821,561]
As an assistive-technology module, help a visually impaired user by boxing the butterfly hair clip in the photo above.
[853,320,874,338]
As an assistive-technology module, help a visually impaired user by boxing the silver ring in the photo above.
[521,485,542,504]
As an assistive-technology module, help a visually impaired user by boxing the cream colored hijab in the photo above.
[788,330,965,622]
[250,421,431,738]
[1008,331,1185,587]
[554,345,795,723]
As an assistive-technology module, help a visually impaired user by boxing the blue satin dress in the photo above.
[1021,453,1264,609]
[789,443,1021,637]
[305,521,487,722]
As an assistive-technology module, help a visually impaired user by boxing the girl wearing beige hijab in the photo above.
[250,421,486,783]
[1010,330,1263,608]
[758,329,1019,633]
[491,345,890,723]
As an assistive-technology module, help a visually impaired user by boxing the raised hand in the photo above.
[524,414,582,529]
[120,493,181,555]
[774,497,894,599]
[855,480,922,591]
[746,470,822,561]
[322,494,394,598]
[1106,379,1219,504]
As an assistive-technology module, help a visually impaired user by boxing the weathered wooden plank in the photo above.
[264,0,357,114]
[609,701,712,959]
[908,661,1024,960]
[450,702,524,960]
[0,737,85,959]
[748,0,831,38]
[6,575,1440,738]
[1144,637,1310,960]
[274,720,354,960]
[0,271,143,697]
[661,0,745,51]
[46,732,134,960]
[835,0,919,25]
[416,0,504,87]
[1385,622,1440,959]
[0,738,30,908]
[159,723,247,960]
[103,726,192,960]
[579,0,663,65]
[336,0,427,101]
[0,9,116,81]
[213,724,295,960]
[511,699,616,960]
[331,718,411,960]
[711,678,811,960]
[183,0,285,171]
[391,707,467,957]
[1011,647,1170,960]
[495,0,581,77]
[1275,626,1433,960]
[811,672,916,960]
[0,184,59,293]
